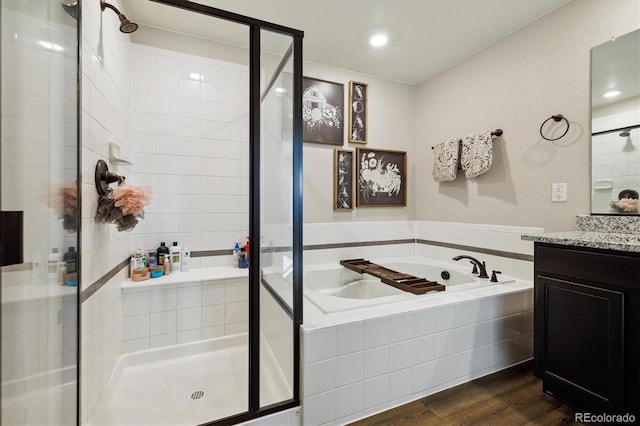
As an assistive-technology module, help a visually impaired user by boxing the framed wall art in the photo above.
[302,77,344,145]
[334,149,354,210]
[349,81,368,143]
[356,148,406,207]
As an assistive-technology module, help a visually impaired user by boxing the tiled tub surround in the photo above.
[522,215,640,252]
[120,268,249,353]
[301,287,533,425]
[299,220,540,425]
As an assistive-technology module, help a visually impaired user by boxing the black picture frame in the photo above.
[349,81,367,143]
[302,77,344,145]
[356,148,407,207]
[334,149,354,210]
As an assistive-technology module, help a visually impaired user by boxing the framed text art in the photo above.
[349,81,368,143]
[356,148,406,207]
[302,77,344,145]
[334,149,354,210]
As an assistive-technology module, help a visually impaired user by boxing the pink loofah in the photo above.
[109,183,152,216]
[614,197,638,213]
[44,181,79,232]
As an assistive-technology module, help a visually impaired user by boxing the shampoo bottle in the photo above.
[182,245,191,272]
[163,255,170,275]
[232,242,240,267]
[170,241,181,272]
[32,253,45,286]
[157,242,169,266]
[63,247,78,274]
[47,248,61,284]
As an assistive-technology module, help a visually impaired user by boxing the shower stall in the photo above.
[1,0,303,424]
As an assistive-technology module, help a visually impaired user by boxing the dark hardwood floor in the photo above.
[348,362,583,425]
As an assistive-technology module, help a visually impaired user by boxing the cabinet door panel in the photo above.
[536,276,624,412]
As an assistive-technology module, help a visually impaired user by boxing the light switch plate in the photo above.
[552,183,567,202]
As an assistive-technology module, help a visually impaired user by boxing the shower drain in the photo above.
[188,390,205,401]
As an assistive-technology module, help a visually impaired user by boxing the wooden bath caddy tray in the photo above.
[339,258,445,295]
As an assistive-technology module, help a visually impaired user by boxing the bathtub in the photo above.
[304,257,515,313]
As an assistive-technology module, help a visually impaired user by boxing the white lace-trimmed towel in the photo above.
[432,139,460,182]
[461,130,493,178]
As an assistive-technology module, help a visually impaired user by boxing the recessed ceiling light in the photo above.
[369,34,388,47]
[189,72,203,81]
[603,89,622,98]
[275,87,286,93]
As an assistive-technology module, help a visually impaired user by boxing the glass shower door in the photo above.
[258,29,301,409]
[1,1,79,424]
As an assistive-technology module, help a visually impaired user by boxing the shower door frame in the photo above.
[149,2,303,425]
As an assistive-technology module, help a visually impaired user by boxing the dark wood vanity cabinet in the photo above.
[534,243,640,416]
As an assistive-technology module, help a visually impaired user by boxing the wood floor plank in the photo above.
[348,362,584,426]
[349,401,440,426]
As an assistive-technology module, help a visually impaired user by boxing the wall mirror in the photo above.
[591,28,640,215]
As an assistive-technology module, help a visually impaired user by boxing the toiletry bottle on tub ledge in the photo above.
[170,241,181,272]
[157,242,169,266]
[182,244,191,272]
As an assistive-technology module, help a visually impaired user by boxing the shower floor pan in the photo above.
[89,333,290,426]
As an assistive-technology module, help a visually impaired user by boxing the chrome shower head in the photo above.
[101,0,138,34]
[119,18,139,34]
[620,129,631,137]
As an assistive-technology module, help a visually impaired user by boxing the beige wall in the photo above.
[303,62,416,223]
[415,0,640,232]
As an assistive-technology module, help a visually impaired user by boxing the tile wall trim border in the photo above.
[416,239,534,261]
[192,249,230,257]
[80,257,129,304]
[80,240,532,303]
[303,239,416,251]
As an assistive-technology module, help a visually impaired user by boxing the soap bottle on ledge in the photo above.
[170,241,181,272]
[47,248,62,285]
[232,242,240,267]
[157,242,169,266]
[182,244,191,272]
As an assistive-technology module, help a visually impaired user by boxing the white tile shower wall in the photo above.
[129,42,249,254]
[81,0,132,289]
[81,268,125,423]
[301,290,533,426]
[121,277,248,352]
[80,0,131,423]
[0,4,77,265]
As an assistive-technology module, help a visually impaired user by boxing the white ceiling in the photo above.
[591,28,640,110]
[123,0,570,85]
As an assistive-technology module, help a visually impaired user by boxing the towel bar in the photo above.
[431,129,502,149]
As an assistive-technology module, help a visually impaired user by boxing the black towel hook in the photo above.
[540,114,569,141]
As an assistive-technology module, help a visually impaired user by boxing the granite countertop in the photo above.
[521,231,640,253]
[521,215,640,253]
